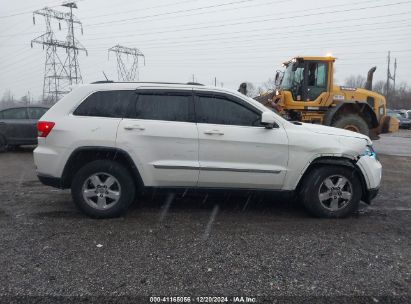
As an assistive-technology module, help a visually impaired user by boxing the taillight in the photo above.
[37,121,55,137]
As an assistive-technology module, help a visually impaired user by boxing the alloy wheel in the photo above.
[318,175,353,211]
[82,173,121,210]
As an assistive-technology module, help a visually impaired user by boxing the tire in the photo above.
[0,135,6,152]
[300,166,362,218]
[71,160,136,218]
[332,114,370,137]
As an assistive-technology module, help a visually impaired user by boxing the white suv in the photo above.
[34,82,382,218]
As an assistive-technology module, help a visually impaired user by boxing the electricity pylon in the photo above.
[31,2,87,103]
[108,45,145,81]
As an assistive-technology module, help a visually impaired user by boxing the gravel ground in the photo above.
[0,133,410,303]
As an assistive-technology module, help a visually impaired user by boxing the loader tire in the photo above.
[332,114,369,137]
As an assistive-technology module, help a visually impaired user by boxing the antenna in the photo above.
[102,71,109,81]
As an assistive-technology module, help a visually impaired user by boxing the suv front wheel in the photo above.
[300,166,362,218]
[71,160,136,218]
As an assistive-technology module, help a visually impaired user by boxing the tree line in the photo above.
[344,75,410,110]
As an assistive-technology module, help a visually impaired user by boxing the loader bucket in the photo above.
[380,115,400,134]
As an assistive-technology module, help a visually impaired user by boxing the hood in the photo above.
[295,122,372,145]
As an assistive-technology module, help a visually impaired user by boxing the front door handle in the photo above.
[124,125,145,131]
[204,129,224,135]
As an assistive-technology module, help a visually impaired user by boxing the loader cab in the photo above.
[278,57,334,106]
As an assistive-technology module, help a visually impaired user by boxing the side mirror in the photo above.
[261,111,277,129]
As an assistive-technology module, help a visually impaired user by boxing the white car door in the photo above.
[116,89,199,187]
[195,91,289,189]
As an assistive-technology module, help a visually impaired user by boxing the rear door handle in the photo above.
[204,129,224,135]
[124,125,145,131]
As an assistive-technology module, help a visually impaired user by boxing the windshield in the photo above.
[281,63,304,91]
[279,62,305,101]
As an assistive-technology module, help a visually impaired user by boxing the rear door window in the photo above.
[128,91,194,122]
[73,90,135,118]
[1,108,28,119]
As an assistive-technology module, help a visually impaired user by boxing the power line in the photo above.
[3,29,408,74]
[117,36,411,59]
[82,0,411,43]
[3,1,409,45]
[0,1,63,19]
[7,6,409,43]
[86,0,204,20]
[86,19,411,50]
[84,27,411,56]
[86,0,284,27]
[84,0,382,29]
[84,9,411,46]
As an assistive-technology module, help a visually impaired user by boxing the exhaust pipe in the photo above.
[364,66,377,91]
[238,82,247,95]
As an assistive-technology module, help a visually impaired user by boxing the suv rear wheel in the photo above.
[300,166,362,218]
[71,160,136,218]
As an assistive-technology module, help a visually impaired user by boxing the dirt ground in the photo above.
[0,132,410,303]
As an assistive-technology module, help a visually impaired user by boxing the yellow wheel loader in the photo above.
[253,56,398,139]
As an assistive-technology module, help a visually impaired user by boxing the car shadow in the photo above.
[130,190,308,218]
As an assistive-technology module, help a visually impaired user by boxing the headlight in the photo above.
[363,145,378,160]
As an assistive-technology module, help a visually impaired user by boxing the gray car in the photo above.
[0,105,49,151]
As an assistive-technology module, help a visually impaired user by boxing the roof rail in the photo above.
[90,81,205,86]
[91,80,114,84]
[186,82,204,86]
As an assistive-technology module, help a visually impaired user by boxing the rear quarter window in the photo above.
[28,107,48,119]
[73,90,135,118]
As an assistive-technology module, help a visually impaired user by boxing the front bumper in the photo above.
[356,156,382,189]
[356,155,382,204]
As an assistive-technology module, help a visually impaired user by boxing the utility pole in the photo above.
[386,51,397,102]
[31,2,87,103]
[214,77,217,86]
[393,58,397,96]
[108,45,145,81]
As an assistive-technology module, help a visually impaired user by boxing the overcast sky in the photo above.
[1,0,410,100]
